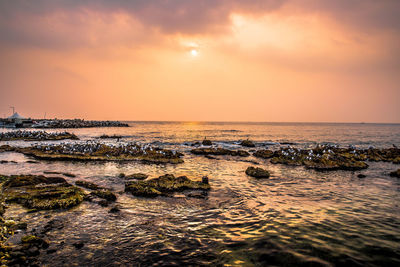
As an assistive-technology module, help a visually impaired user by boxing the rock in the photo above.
[389,169,400,178]
[2,175,85,210]
[91,189,117,201]
[191,147,249,157]
[245,167,270,178]
[21,235,49,249]
[109,205,121,213]
[98,200,109,207]
[1,143,184,164]
[240,139,255,147]
[16,222,28,230]
[253,149,274,159]
[357,174,366,178]
[202,176,209,184]
[187,191,207,198]
[125,174,211,198]
[99,134,122,139]
[46,248,57,254]
[0,130,79,141]
[202,139,212,146]
[62,173,76,178]
[118,173,126,178]
[75,180,101,190]
[124,173,148,180]
[72,242,84,249]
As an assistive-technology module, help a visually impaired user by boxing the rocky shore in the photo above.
[0,142,184,164]
[0,130,78,141]
[32,119,129,128]
[252,145,400,171]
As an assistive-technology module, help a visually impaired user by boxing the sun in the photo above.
[190,49,198,56]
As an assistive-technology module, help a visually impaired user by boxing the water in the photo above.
[1,122,400,266]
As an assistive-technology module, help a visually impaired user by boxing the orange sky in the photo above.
[0,0,399,122]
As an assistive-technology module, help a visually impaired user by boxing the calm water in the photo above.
[1,122,400,266]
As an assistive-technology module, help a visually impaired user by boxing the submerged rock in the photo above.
[191,147,249,157]
[389,169,400,178]
[202,139,212,146]
[75,181,117,201]
[124,173,149,180]
[253,149,274,159]
[91,189,117,201]
[99,134,123,139]
[240,139,255,147]
[245,167,270,178]
[125,174,211,197]
[75,180,102,190]
[1,174,85,210]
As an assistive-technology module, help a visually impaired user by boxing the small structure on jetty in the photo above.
[0,110,33,128]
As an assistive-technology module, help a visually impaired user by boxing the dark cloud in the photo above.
[0,0,399,49]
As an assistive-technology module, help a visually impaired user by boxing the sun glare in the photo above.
[191,49,198,56]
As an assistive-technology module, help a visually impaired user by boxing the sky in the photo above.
[0,0,399,123]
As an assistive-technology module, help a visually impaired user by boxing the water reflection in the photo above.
[1,122,400,266]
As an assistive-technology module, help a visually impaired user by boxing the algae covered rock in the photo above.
[245,167,270,178]
[124,173,148,180]
[253,149,274,159]
[75,180,101,190]
[240,139,255,147]
[0,143,184,164]
[0,130,78,141]
[125,174,211,197]
[91,189,117,201]
[191,147,249,157]
[389,169,400,178]
[1,175,85,210]
[75,181,117,201]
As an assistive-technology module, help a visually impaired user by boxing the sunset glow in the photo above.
[0,1,399,122]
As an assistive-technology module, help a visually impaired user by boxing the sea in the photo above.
[1,121,400,266]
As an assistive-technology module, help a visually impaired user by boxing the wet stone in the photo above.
[240,139,255,147]
[191,147,250,157]
[245,167,270,178]
[124,173,148,180]
[1,174,85,210]
[125,174,211,198]
[389,169,400,178]
[202,139,212,146]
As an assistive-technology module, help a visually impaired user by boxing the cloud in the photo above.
[0,0,398,49]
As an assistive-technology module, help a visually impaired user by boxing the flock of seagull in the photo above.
[277,144,357,161]
[32,140,177,157]
[0,130,72,140]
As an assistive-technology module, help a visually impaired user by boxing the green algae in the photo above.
[1,175,85,211]
[91,189,117,201]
